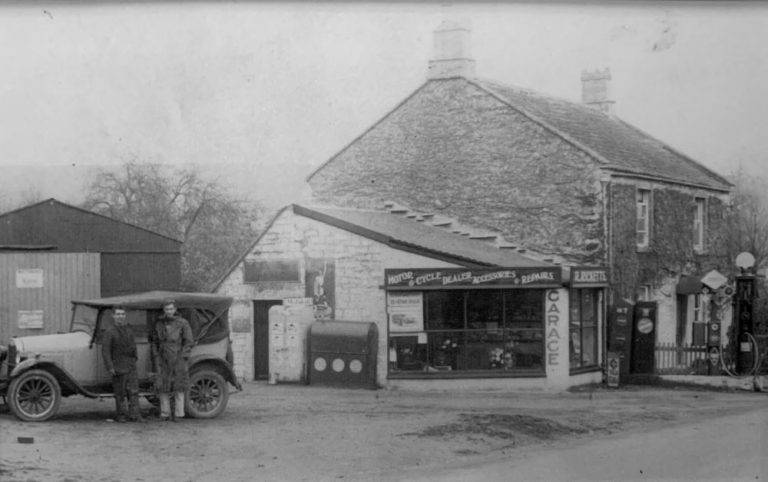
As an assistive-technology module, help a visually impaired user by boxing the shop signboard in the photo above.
[570,267,609,288]
[384,267,562,290]
[701,269,727,291]
[387,292,424,333]
[244,260,300,282]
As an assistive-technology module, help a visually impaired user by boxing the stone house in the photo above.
[305,22,734,364]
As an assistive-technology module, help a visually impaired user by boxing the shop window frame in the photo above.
[569,288,600,372]
[387,288,547,378]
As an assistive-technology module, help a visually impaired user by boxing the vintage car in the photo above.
[0,291,242,422]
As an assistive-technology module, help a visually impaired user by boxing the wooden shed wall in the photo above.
[100,253,180,297]
[0,252,100,343]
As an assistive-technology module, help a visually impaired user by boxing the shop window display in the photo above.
[569,288,599,369]
[389,289,545,375]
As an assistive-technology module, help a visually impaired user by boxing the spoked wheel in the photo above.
[185,367,229,419]
[719,346,738,376]
[8,369,61,422]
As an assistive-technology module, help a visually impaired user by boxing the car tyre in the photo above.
[185,366,229,419]
[8,369,62,422]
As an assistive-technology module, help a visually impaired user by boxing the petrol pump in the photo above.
[734,252,757,374]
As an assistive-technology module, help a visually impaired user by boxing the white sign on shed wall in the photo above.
[16,268,44,288]
[18,310,44,329]
[1,253,100,341]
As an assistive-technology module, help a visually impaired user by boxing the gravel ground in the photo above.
[1,382,766,481]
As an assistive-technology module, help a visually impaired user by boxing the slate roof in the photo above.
[292,204,550,268]
[472,79,731,191]
[0,198,182,252]
[309,77,731,192]
[210,203,553,291]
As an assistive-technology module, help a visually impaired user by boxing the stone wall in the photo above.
[609,180,730,301]
[309,78,606,263]
[215,206,459,383]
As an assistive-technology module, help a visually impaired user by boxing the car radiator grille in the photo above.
[7,343,16,372]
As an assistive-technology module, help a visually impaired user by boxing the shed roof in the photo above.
[293,204,550,268]
[211,204,551,292]
[0,198,181,252]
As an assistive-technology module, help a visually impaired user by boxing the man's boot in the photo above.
[114,397,127,423]
[128,392,145,422]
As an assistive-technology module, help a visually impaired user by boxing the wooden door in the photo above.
[253,300,282,380]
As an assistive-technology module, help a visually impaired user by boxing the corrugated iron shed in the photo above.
[0,200,183,341]
[0,252,100,341]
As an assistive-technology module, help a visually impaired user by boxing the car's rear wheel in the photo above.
[8,369,61,422]
[185,366,229,419]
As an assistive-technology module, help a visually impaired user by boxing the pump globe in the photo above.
[735,252,756,270]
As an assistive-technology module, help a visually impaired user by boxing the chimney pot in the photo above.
[581,68,615,114]
[427,21,475,80]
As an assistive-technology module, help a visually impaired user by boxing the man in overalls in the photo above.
[151,299,193,421]
[102,306,144,422]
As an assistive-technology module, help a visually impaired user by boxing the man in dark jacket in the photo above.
[102,306,144,422]
[151,299,193,421]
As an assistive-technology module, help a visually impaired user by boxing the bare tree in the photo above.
[724,168,768,271]
[82,162,262,291]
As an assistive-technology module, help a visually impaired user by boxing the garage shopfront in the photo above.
[385,267,607,385]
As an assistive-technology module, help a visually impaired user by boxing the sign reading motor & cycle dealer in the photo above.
[385,267,562,289]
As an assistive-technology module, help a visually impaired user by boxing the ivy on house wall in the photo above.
[609,183,730,300]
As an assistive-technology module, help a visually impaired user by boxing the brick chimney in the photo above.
[581,68,615,114]
[427,21,475,80]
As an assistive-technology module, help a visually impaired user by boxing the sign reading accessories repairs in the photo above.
[385,267,562,289]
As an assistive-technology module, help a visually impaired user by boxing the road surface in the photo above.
[404,406,768,481]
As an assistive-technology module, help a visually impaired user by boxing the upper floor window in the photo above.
[693,198,705,252]
[637,284,651,302]
[636,189,651,248]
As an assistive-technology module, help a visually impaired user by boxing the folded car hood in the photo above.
[13,331,91,355]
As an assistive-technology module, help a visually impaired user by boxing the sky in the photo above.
[1,1,767,209]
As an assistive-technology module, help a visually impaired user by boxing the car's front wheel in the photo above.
[8,369,62,422]
[185,366,229,419]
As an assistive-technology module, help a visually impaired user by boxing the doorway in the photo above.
[253,300,282,380]
[630,301,657,374]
